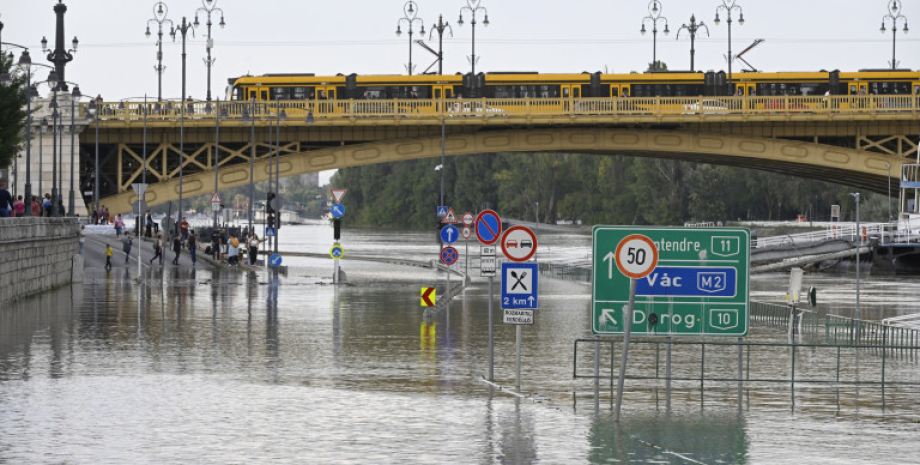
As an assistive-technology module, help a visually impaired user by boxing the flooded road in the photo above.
[1,224,919,464]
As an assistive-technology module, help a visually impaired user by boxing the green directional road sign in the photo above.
[592,226,750,337]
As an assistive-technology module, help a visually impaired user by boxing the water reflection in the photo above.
[588,413,747,464]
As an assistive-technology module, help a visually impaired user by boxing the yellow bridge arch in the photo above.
[102,128,895,214]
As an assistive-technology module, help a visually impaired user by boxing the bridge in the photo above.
[12,94,920,215]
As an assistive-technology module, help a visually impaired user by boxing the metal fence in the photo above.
[573,337,920,416]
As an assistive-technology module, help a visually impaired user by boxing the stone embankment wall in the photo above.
[0,218,80,304]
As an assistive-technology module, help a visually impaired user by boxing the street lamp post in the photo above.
[242,100,256,233]
[171,17,194,231]
[1,49,37,216]
[880,0,909,70]
[46,70,62,217]
[194,0,226,101]
[428,15,453,75]
[146,2,173,103]
[640,0,670,71]
[458,0,490,77]
[676,14,709,72]
[41,1,78,92]
[86,98,100,218]
[396,1,425,75]
[68,84,81,216]
[39,118,47,203]
[212,98,221,228]
[714,0,744,95]
[275,105,284,255]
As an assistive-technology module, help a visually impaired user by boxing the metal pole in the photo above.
[93,110,98,218]
[213,97,220,229]
[515,325,522,392]
[652,27,657,70]
[727,15,732,93]
[408,27,413,75]
[594,337,600,410]
[140,95,147,278]
[892,26,897,70]
[666,336,672,411]
[438,16,444,74]
[39,121,44,201]
[157,26,163,101]
[177,17,188,233]
[615,278,638,422]
[23,69,32,216]
[471,16,476,77]
[68,91,75,216]
[275,104,280,255]
[690,27,695,72]
[888,164,892,223]
[206,13,212,100]
[51,90,58,217]
[737,337,743,414]
[248,100,255,232]
[440,119,445,206]
[855,193,861,331]
[488,276,494,382]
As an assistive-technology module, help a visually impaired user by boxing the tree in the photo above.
[646,61,668,72]
[0,53,28,171]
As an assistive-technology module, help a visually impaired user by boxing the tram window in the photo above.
[260,91,268,101]
[563,88,570,98]
[271,87,292,100]
[435,89,442,99]
[574,88,580,98]
[292,87,311,100]
[850,85,857,94]
[914,85,919,95]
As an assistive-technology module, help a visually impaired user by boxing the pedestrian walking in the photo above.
[105,244,113,271]
[31,196,40,217]
[150,234,163,265]
[248,232,262,265]
[180,217,190,245]
[122,235,133,263]
[0,182,12,218]
[114,214,125,237]
[228,234,239,266]
[91,207,99,224]
[172,233,182,265]
[220,236,228,263]
[145,210,154,240]
[78,225,86,255]
[102,207,110,224]
[211,228,220,260]
[188,230,198,265]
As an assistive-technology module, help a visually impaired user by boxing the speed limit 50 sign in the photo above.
[592,226,750,338]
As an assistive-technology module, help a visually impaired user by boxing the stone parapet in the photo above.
[0,218,80,304]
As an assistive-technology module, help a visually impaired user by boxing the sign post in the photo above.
[593,226,751,419]
[476,210,502,382]
[611,234,659,422]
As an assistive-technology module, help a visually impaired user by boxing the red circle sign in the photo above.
[501,226,537,262]
[475,210,502,245]
[462,212,475,226]
[614,234,658,279]
[461,226,472,240]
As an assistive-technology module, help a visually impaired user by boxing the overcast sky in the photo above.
[2,0,916,101]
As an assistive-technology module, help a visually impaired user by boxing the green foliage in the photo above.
[0,54,28,171]
[331,153,886,228]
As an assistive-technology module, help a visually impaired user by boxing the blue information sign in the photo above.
[332,204,345,218]
[501,262,539,309]
[437,206,448,218]
[440,225,459,244]
[265,227,276,238]
[636,266,737,298]
[270,253,283,267]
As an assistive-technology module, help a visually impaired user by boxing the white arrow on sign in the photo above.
[603,251,615,279]
[600,308,618,326]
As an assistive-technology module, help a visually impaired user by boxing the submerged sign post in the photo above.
[592,226,751,337]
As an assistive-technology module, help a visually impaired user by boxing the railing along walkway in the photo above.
[86,94,920,123]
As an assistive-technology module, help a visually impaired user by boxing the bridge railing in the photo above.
[86,94,920,122]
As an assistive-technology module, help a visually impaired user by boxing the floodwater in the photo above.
[2,224,920,464]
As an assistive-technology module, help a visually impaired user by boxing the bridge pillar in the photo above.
[12,95,90,217]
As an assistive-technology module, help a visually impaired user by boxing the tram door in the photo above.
[561,85,580,111]
[314,85,337,114]
[432,84,453,114]
[611,85,630,98]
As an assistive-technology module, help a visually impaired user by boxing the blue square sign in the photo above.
[501,262,538,309]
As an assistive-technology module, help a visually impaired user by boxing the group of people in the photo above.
[207,229,263,266]
[0,182,67,217]
[91,205,113,224]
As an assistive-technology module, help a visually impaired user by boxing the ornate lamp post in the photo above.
[714,0,744,94]
[428,15,453,75]
[396,1,425,75]
[40,1,78,92]
[458,0,490,77]
[640,0,670,71]
[67,84,82,216]
[194,0,226,101]
[146,2,173,103]
[86,98,100,217]
[170,17,194,230]
[880,0,909,70]
[47,71,62,217]
[676,14,709,72]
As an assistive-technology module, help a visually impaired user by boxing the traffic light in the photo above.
[266,192,276,214]
[267,213,276,229]
[333,218,341,240]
